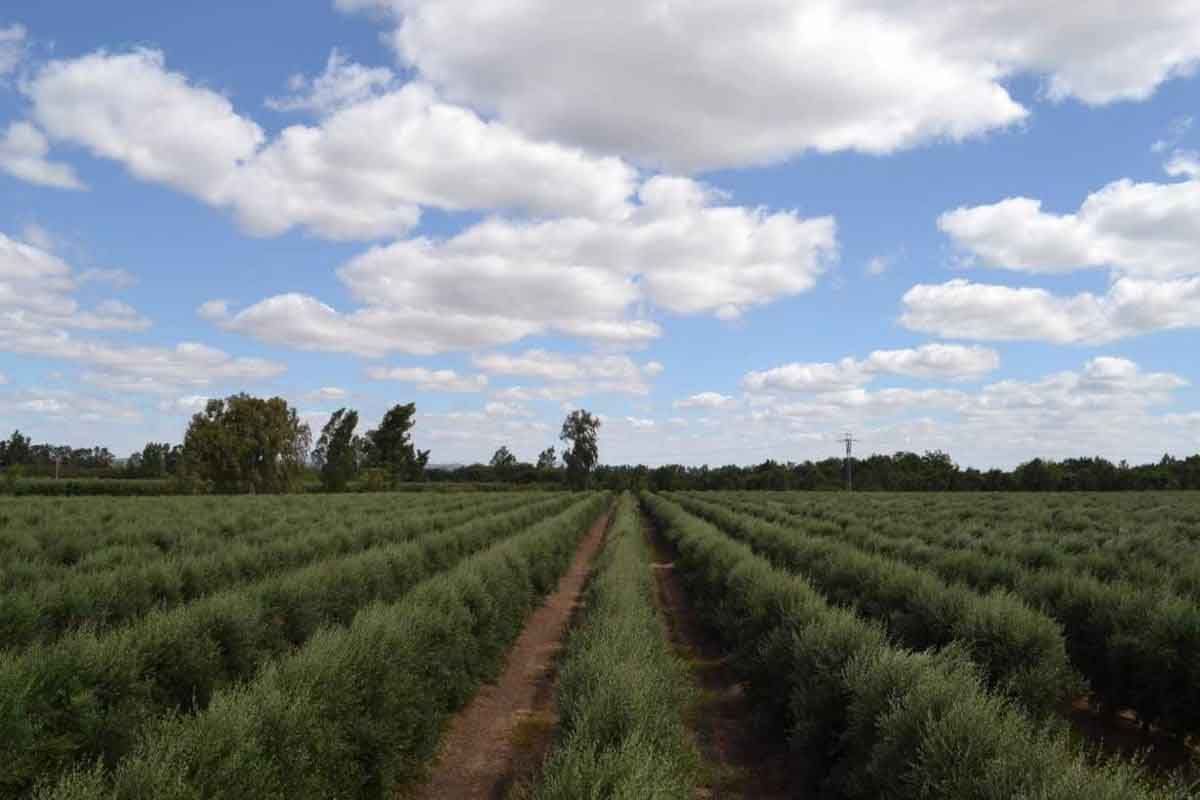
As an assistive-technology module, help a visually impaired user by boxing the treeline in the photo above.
[8,414,1200,492]
[437,450,1200,491]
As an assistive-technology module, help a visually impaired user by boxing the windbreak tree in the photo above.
[560,409,600,490]
[364,402,429,485]
[313,408,361,492]
[182,394,312,493]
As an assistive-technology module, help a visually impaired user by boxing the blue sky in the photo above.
[2,1,1200,467]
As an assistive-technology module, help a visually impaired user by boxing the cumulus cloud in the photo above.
[266,48,397,115]
[337,0,1200,171]
[202,293,542,357]
[938,174,1200,278]
[207,175,833,354]
[0,232,284,391]
[743,343,999,393]
[0,122,85,189]
[474,349,664,396]
[0,231,148,331]
[19,49,637,239]
[861,344,1000,380]
[674,392,738,410]
[366,365,488,392]
[901,277,1200,344]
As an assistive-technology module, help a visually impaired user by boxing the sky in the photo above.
[2,1,1200,469]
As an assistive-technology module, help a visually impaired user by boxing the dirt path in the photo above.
[643,515,800,799]
[405,508,612,800]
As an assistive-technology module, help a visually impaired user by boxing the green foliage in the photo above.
[535,494,697,799]
[0,493,584,798]
[560,410,600,490]
[640,493,1188,800]
[671,493,1081,716]
[182,394,311,494]
[312,408,360,492]
[709,490,1200,737]
[34,494,609,799]
[536,447,558,472]
[364,402,429,484]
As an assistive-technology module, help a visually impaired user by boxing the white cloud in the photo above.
[674,391,738,410]
[646,356,1192,469]
[21,49,637,240]
[0,231,148,331]
[744,358,868,394]
[304,386,349,402]
[901,277,1200,344]
[27,49,265,201]
[203,293,541,357]
[267,48,397,115]
[211,175,831,355]
[0,371,7,384]
[1165,149,1200,179]
[0,122,85,189]
[474,349,664,396]
[0,234,284,391]
[492,384,588,403]
[938,175,1200,278]
[339,1,1200,171]
[625,416,656,431]
[366,365,488,392]
[0,23,25,77]
[0,387,142,424]
[860,344,1000,380]
[743,343,998,393]
[484,400,531,417]
[161,395,211,415]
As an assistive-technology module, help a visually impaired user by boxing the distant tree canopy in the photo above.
[363,403,430,485]
[313,408,361,492]
[490,446,518,478]
[560,410,600,490]
[536,447,558,471]
[182,394,312,493]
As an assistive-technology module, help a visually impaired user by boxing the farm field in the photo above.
[2,490,1197,799]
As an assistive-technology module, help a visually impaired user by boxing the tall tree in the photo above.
[2,430,32,466]
[182,394,312,493]
[536,447,558,471]
[490,445,517,479]
[560,410,601,490]
[365,402,429,484]
[313,408,361,492]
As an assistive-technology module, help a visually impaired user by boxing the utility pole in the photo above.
[840,432,855,491]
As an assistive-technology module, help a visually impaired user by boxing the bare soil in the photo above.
[644,515,801,799]
[404,508,611,800]
[1065,696,1199,778]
